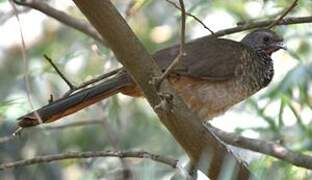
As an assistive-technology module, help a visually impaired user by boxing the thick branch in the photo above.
[72,0,250,179]
[0,150,177,171]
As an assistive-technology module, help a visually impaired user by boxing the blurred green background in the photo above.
[0,0,312,179]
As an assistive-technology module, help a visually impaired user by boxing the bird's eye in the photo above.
[263,36,270,42]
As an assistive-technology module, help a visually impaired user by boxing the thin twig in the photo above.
[165,0,214,34]
[44,55,75,90]
[9,0,43,125]
[9,0,32,115]
[0,150,178,171]
[267,0,298,29]
[157,0,186,87]
[236,10,287,26]
[12,0,103,43]
[211,16,312,37]
[206,124,312,170]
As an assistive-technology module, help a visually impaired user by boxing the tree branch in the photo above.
[0,150,178,171]
[206,124,312,170]
[12,0,103,43]
[44,55,75,90]
[12,0,312,42]
[5,119,312,171]
[267,0,298,29]
[212,16,312,37]
[71,0,250,179]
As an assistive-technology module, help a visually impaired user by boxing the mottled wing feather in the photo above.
[152,37,251,80]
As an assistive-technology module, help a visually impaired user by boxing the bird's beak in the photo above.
[272,41,287,51]
[264,40,286,55]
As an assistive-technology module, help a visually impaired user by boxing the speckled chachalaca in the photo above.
[18,29,284,127]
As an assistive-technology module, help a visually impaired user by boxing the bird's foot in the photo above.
[154,92,173,112]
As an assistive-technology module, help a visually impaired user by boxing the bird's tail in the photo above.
[18,73,132,127]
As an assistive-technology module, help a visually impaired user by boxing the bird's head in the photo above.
[241,29,285,56]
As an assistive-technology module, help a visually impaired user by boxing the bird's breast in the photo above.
[169,76,255,121]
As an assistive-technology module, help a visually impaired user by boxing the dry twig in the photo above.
[44,55,75,90]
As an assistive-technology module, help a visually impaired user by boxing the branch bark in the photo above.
[71,0,250,179]
[0,150,178,171]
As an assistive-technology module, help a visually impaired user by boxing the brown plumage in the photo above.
[18,29,284,127]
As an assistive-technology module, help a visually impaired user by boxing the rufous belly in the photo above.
[169,76,250,121]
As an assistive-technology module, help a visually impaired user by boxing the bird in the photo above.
[17,29,285,127]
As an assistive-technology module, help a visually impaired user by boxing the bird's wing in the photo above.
[153,37,254,80]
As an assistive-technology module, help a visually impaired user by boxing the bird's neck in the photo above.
[254,49,274,88]
[241,48,274,94]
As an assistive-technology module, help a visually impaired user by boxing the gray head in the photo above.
[241,29,285,56]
